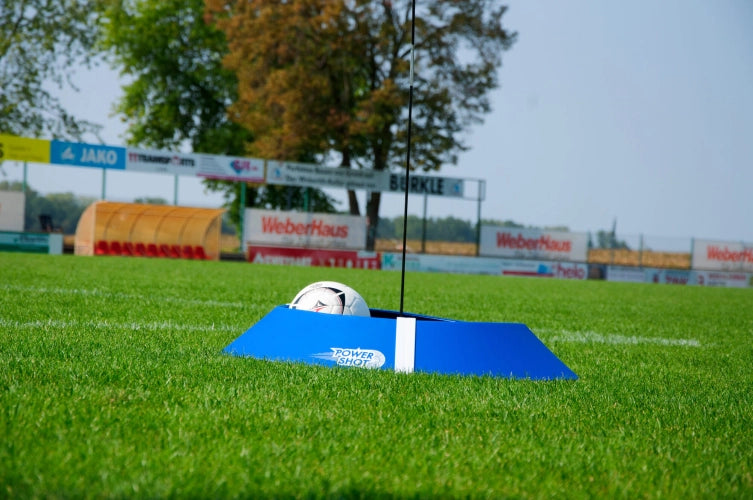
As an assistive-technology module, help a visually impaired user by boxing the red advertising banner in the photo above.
[247,245,381,270]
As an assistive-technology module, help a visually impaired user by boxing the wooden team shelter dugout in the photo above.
[75,201,225,260]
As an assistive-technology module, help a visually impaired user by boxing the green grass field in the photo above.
[1,252,752,498]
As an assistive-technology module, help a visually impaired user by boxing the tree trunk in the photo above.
[347,189,360,216]
[340,149,361,216]
[365,190,381,251]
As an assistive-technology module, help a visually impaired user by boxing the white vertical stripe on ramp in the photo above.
[395,316,417,373]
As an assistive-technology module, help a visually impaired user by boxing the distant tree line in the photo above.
[376,216,527,243]
[0,181,95,234]
[376,216,632,249]
[591,230,629,250]
[1,180,630,249]
[1,182,239,235]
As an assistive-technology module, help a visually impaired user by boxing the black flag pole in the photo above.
[399,0,416,315]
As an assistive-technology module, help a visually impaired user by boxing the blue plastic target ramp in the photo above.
[224,306,577,380]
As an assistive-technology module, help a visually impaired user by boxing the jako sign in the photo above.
[244,209,367,250]
[51,140,126,170]
[479,226,589,262]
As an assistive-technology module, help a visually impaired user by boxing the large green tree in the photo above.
[206,0,516,249]
[97,0,337,229]
[0,0,101,138]
[98,0,243,152]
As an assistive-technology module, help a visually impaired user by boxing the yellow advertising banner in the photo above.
[0,134,51,163]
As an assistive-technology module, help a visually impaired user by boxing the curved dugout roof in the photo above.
[75,201,226,259]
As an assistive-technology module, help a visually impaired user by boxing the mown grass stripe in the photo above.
[538,328,702,347]
[0,283,246,309]
[0,317,239,333]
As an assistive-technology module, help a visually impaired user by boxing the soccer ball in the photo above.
[289,281,371,317]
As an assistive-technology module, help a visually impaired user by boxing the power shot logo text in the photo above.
[313,348,386,368]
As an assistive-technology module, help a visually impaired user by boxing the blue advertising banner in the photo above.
[50,140,126,170]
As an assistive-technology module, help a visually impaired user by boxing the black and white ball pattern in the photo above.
[289,281,370,317]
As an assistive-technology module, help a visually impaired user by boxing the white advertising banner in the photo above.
[386,173,464,198]
[606,266,752,287]
[381,253,507,275]
[126,148,199,176]
[381,253,588,280]
[695,270,752,288]
[266,161,388,192]
[244,209,367,250]
[691,239,753,272]
[647,268,753,287]
[0,191,25,231]
[606,266,646,283]
[124,147,267,181]
[266,161,466,197]
[479,226,589,262]
[0,231,63,254]
[196,154,265,182]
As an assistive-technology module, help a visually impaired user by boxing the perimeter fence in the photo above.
[587,233,693,270]
[377,229,753,276]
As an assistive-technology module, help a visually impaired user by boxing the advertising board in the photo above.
[0,231,63,254]
[695,271,751,287]
[244,209,367,250]
[381,252,505,275]
[606,266,646,283]
[381,253,588,280]
[126,148,199,176]
[0,191,25,231]
[691,239,753,272]
[197,154,265,182]
[500,260,588,279]
[606,266,751,287]
[50,140,125,170]
[386,173,464,198]
[266,161,387,192]
[0,134,50,163]
[266,161,466,197]
[479,226,589,262]
[648,268,750,287]
[247,245,380,269]
[0,134,473,195]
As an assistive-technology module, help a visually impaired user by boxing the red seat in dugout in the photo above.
[170,244,182,258]
[181,245,195,259]
[122,241,134,256]
[193,245,208,260]
[146,243,159,257]
[134,242,147,256]
[108,241,122,256]
[95,240,108,255]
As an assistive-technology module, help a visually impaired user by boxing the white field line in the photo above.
[536,328,701,347]
[0,317,239,333]
[0,283,246,309]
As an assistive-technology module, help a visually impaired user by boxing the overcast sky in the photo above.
[4,0,752,246]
